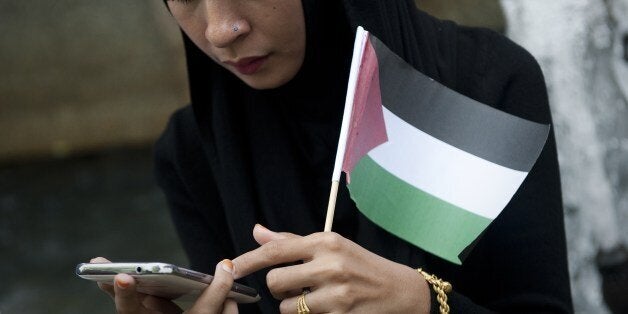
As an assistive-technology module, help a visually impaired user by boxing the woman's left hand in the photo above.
[233,224,430,314]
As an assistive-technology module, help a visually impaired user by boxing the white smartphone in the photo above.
[76,262,260,305]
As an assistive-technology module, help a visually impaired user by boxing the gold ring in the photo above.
[296,289,311,314]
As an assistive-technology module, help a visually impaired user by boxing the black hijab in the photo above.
[158,0,574,312]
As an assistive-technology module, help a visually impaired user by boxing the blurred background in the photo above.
[0,0,626,313]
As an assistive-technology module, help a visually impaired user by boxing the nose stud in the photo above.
[232,24,239,32]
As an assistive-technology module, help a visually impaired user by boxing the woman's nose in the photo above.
[203,1,250,48]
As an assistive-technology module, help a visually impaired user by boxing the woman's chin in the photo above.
[237,73,294,90]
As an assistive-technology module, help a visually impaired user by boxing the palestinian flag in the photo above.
[337,28,549,264]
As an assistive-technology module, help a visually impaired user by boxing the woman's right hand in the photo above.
[90,257,238,314]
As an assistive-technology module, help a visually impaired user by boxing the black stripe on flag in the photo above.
[371,36,549,172]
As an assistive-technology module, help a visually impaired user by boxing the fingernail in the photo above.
[255,223,268,231]
[221,259,234,274]
[115,278,129,289]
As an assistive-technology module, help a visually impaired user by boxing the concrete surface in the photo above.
[0,148,186,313]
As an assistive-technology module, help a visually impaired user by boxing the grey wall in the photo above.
[416,0,505,32]
[0,1,188,161]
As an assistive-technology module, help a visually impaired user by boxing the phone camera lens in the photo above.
[136,266,143,274]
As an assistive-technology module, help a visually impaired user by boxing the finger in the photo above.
[90,256,111,263]
[232,236,315,280]
[142,295,183,313]
[266,263,320,300]
[189,259,234,313]
[282,288,303,302]
[253,224,300,245]
[221,299,238,314]
[271,287,304,302]
[114,273,146,314]
[280,290,329,314]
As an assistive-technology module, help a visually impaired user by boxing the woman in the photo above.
[95,0,573,312]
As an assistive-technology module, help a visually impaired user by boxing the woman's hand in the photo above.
[91,257,238,314]
[233,225,431,314]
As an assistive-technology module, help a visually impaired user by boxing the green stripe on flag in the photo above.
[348,155,492,264]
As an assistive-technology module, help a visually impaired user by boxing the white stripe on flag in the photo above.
[368,108,528,219]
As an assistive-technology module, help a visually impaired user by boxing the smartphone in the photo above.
[76,262,260,305]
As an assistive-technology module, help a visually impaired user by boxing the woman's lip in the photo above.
[224,56,268,75]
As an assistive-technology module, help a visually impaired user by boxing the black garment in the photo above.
[155,0,573,312]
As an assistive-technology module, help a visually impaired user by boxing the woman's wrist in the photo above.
[393,264,431,314]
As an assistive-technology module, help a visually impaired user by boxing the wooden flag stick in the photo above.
[324,180,340,232]
[323,27,368,232]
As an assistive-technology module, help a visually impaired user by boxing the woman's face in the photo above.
[167,0,306,90]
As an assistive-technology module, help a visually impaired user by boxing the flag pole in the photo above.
[324,27,368,232]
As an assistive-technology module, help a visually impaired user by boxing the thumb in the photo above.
[252,224,298,245]
[113,273,146,313]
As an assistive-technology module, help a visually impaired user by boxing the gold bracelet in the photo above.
[417,268,452,314]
